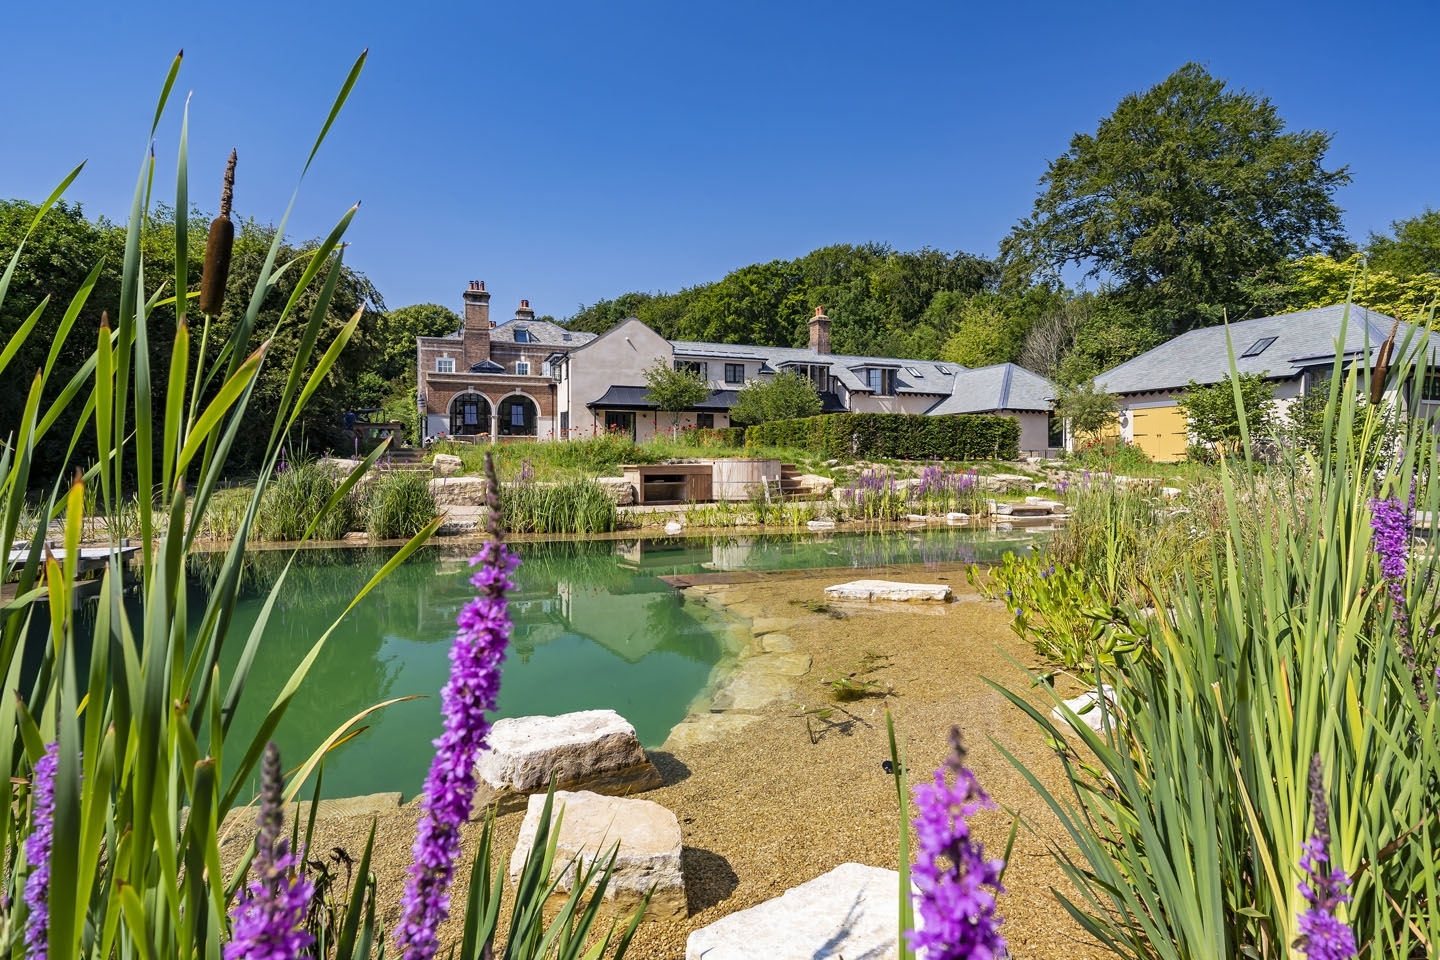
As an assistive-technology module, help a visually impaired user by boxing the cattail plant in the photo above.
[199,148,236,315]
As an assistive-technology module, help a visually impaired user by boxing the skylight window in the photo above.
[1241,336,1277,358]
[936,365,952,375]
[905,366,922,377]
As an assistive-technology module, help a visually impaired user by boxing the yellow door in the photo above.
[1130,405,1190,462]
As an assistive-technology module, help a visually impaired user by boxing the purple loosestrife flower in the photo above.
[908,727,1006,960]
[1369,496,1427,707]
[396,453,518,960]
[24,741,59,960]
[1293,755,1357,960]
[226,742,314,960]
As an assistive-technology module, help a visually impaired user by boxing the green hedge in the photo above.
[715,426,747,447]
[745,413,1020,460]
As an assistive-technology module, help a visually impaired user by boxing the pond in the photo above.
[197,527,1037,799]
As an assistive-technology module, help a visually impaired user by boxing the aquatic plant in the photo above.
[993,315,1440,957]
[500,477,618,534]
[365,468,438,540]
[257,459,359,541]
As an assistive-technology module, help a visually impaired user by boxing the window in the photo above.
[1423,371,1440,402]
[865,368,883,391]
[511,404,526,426]
[562,332,572,342]
[724,363,745,384]
[498,396,537,436]
[435,357,455,374]
[675,360,707,378]
[936,365,952,375]
[513,328,531,343]
[905,366,922,378]
[515,361,531,376]
[604,410,635,439]
[560,411,569,434]
[1241,336,1278,358]
[696,413,715,429]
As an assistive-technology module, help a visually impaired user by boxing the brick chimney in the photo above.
[514,299,536,323]
[462,280,491,362]
[808,305,831,354]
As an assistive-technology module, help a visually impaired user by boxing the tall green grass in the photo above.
[364,468,437,539]
[501,479,619,534]
[994,314,1440,958]
[255,460,358,541]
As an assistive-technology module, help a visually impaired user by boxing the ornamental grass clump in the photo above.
[992,312,1440,958]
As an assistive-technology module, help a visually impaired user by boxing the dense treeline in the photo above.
[567,64,1439,384]
[0,200,390,479]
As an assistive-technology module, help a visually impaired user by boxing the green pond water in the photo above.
[200,527,1036,799]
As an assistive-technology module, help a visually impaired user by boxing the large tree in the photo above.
[1366,208,1440,278]
[1004,63,1350,334]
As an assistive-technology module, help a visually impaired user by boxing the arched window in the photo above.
[497,395,538,437]
[449,393,491,436]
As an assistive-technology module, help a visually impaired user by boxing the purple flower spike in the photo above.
[1369,496,1427,707]
[24,742,59,960]
[907,727,1007,960]
[396,453,518,960]
[226,743,314,960]
[1294,755,1357,960]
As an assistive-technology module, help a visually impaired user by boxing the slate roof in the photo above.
[670,339,960,395]
[1095,305,1420,396]
[925,363,1055,415]
[586,385,847,413]
[491,319,597,346]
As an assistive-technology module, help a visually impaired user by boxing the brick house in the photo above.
[416,281,596,440]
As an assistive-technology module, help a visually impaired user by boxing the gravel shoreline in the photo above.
[261,563,1111,959]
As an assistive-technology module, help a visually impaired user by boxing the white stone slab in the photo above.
[476,709,663,796]
[1050,685,1120,734]
[825,580,953,602]
[510,790,687,922]
[686,863,899,960]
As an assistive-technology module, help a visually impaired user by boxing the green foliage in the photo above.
[746,413,1020,460]
[642,359,710,429]
[1366,207,1440,277]
[995,347,1440,957]
[1177,371,1274,450]
[935,294,1034,367]
[1052,380,1117,443]
[364,469,437,539]
[565,243,995,358]
[729,370,822,426]
[1247,251,1440,323]
[1005,62,1350,335]
[376,302,461,380]
[257,461,359,541]
[500,479,619,534]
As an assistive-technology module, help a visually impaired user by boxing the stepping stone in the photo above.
[806,518,836,530]
[475,710,663,804]
[686,863,899,960]
[663,712,761,749]
[750,616,794,636]
[759,632,796,653]
[825,580,953,602]
[708,666,792,712]
[510,790,687,922]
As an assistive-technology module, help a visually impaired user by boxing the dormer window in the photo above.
[514,328,532,343]
[435,357,455,374]
[864,368,896,396]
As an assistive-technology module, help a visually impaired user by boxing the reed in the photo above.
[364,469,438,540]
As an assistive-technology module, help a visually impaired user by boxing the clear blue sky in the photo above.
[3,0,1436,321]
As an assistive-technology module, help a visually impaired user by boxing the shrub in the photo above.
[256,461,358,541]
[747,412,1020,460]
[729,370,822,425]
[364,469,437,539]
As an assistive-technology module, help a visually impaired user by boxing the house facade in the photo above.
[1093,304,1436,462]
[419,283,1060,453]
[416,282,596,440]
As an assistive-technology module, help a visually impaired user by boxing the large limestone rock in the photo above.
[510,790,686,922]
[430,476,489,507]
[793,474,835,496]
[476,710,663,800]
[685,863,899,960]
[593,476,635,506]
[825,580,953,602]
[431,453,464,477]
[979,472,1033,493]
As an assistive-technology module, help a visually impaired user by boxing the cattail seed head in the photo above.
[199,149,237,315]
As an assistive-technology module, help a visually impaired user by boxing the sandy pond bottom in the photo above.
[259,565,1109,959]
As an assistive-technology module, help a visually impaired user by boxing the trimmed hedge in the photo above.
[715,426,747,447]
[746,413,1020,460]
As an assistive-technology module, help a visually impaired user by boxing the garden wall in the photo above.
[746,413,1020,460]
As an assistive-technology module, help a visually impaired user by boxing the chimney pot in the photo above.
[521,299,529,309]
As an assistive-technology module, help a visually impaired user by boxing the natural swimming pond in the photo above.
[199,527,1037,798]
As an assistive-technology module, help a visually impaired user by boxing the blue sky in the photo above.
[3,0,1436,321]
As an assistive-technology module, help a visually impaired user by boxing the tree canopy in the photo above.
[729,371,822,426]
[1178,372,1276,452]
[1004,63,1350,335]
[642,359,710,428]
